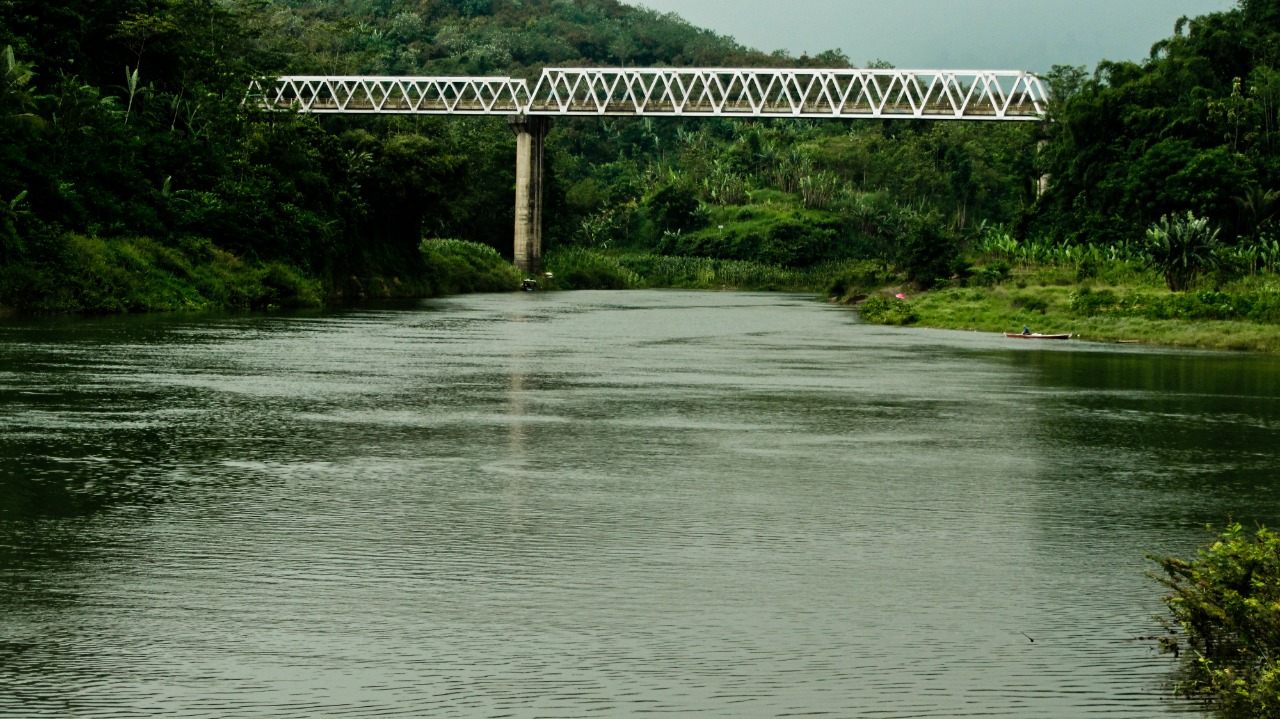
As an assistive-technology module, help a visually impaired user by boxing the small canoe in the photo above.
[1005,333,1071,340]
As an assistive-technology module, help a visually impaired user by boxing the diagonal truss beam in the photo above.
[248,68,1048,121]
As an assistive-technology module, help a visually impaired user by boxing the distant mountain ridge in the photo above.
[256,0,853,77]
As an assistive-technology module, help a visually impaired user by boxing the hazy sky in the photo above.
[634,0,1237,72]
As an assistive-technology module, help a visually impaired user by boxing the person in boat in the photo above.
[1022,326,1031,335]
[521,278,537,292]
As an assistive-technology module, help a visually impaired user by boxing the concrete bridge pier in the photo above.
[508,115,553,275]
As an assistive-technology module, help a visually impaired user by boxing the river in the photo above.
[3,290,1279,718]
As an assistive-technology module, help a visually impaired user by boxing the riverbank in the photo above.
[530,248,1280,353]
[541,248,881,293]
[0,236,518,315]
[845,265,1280,353]
[13,238,1280,355]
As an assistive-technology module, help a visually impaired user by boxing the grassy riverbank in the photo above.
[13,237,1280,356]
[0,236,519,315]
[844,263,1280,353]
[542,248,880,293]
[542,247,1280,352]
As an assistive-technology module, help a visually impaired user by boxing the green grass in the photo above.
[544,248,642,290]
[0,234,323,314]
[419,238,523,295]
[858,267,1280,353]
[0,235,529,316]
[544,248,881,292]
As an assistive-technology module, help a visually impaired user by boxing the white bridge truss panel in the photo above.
[249,68,1046,121]
[246,76,531,115]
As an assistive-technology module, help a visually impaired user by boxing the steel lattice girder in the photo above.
[248,68,1047,120]
[246,76,531,114]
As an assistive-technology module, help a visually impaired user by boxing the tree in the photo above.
[1234,183,1280,238]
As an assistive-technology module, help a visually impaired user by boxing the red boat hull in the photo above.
[1005,333,1071,340]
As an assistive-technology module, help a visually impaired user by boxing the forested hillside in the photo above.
[0,0,818,310]
[2,0,1280,313]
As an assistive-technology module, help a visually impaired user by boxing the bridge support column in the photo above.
[508,115,553,276]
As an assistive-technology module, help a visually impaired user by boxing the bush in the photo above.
[1069,287,1120,315]
[659,205,842,267]
[1010,294,1049,314]
[859,294,918,325]
[544,248,639,290]
[970,260,1012,287]
[646,183,707,235]
[1150,523,1280,718]
[898,212,959,290]
[258,261,324,309]
[825,260,898,302]
[420,238,522,295]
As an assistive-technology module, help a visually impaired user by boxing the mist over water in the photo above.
[3,290,1279,717]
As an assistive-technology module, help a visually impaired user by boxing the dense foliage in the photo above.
[6,0,1280,314]
[0,0,1045,312]
[1151,523,1280,718]
[1038,0,1280,249]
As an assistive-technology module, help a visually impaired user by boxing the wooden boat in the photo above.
[1005,333,1071,340]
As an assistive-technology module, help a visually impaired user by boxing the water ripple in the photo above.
[2,292,1275,717]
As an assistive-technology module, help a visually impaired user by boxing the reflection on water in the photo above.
[2,291,1278,718]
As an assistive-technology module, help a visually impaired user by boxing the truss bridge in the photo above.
[246,66,1047,275]
[249,67,1046,121]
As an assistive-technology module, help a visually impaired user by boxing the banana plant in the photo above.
[2,45,44,131]
[1144,212,1221,291]
[124,66,141,126]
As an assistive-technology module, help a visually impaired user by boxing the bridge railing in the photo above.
[248,68,1047,120]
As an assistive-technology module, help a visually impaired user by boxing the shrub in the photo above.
[646,183,707,235]
[1150,523,1280,718]
[420,238,522,295]
[258,261,324,309]
[1069,287,1119,315]
[825,260,899,302]
[971,260,1012,287]
[859,294,918,325]
[660,206,841,267]
[898,212,959,290]
[1010,294,1049,314]
[544,248,639,290]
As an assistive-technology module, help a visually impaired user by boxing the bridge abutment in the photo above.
[508,115,553,276]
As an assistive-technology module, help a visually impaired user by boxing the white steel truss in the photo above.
[248,68,1047,121]
[246,76,530,115]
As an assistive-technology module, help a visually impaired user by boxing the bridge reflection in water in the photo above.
[246,67,1048,272]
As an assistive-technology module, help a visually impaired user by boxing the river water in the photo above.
[2,290,1279,718]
